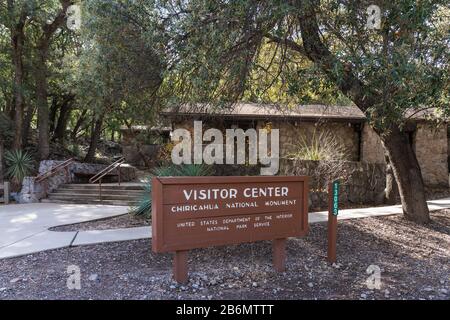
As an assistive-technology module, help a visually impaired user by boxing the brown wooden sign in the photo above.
[152,176,309,283]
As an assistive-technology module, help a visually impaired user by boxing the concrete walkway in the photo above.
[0,203,132,259]
[1,198,450,259]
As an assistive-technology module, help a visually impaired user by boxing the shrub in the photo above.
[132,164,213,218]
[133,179,152,217]
[4,149,34,185]
[284,128,353,192]
[285,129,348,161]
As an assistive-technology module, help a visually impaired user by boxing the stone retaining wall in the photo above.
[212,159,386,210]
[279,159,386,210]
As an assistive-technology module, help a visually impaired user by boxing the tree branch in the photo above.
[38,0,73,49]
[296,2,377,112]
[264,33,306,56]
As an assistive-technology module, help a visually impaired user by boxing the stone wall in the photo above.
[279,159,386,210]
[173,119,361,162]
[172,119,449,188]
[122,144,161,167]
[414,123,449,187]
[120,127,169,167]
[269,121,360,161]
[211,159,386,210]
[358,123,449,187]
[361,124,385,164]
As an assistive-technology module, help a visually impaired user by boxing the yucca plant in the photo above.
[175,163,214,176]
[285,130,347,161]
[133,179,152,217]
[132,164,213,218]
[4,149,34,185]
[152,164,179,177]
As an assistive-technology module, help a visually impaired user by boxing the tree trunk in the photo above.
[36,46,50,160]
[384,152,399,205]
[9,3,27,151]
[53,95,74,143]
[71,109,87,141]
[34,0,72,160]
[84,113,104,163]
[381,127,430,223]
[0,135,4,183]
[53,105,72,144]
[22,105,36,146]
[49,96,59,133]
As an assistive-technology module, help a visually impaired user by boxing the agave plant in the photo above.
[173,164,214,176]
[152,164,179,177]
[4,149,34,184]
[132,164,213,218]
[132,179,152,217]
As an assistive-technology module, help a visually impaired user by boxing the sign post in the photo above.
[327,180,339,263]
[152,176,309,283]
[272,238,287,272]
[173,250,189,284]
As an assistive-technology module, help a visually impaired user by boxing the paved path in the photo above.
[1,198,450,259]
[0,203,131,259]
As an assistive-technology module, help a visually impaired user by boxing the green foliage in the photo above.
[77,0,166,126]
[156,0,449,128]
[4,149,34,183]
[133,164,213,217]
[153,164,214,177]
[133,180,152,217]
[68,143,82,157]
[175,164,214,176]
[0,113,13,142]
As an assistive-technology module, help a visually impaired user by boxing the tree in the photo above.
[151,0,449,223]
[3,0,27,150]
[34,0,73,160]
[77,0,165,162]
[0,0,79,154]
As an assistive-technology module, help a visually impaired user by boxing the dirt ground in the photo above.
[1,210,449,300]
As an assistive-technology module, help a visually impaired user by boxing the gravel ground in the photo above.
[50,214,150,231]
[0,210,449,300]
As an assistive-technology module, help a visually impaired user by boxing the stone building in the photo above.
[120,125,171,167]
[161,103,449,188]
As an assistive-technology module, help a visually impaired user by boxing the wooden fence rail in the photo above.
[0,181,10,204]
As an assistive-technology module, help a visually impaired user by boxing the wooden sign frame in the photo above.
[152,176,309,283]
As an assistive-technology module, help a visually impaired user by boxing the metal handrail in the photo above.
[35,158,74,183]
[35,158,74,198]
[89,157,125,184]
[89,157,125,203]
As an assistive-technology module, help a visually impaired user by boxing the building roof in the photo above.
[120,125,172,132]
[162,103,440,123]
[161,103,366,122]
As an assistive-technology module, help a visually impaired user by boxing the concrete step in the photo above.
[48,193,141,201]
[53,188,144,196]
[60,183,145,191]
[42,182,146,206]
[41,198,139,206]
